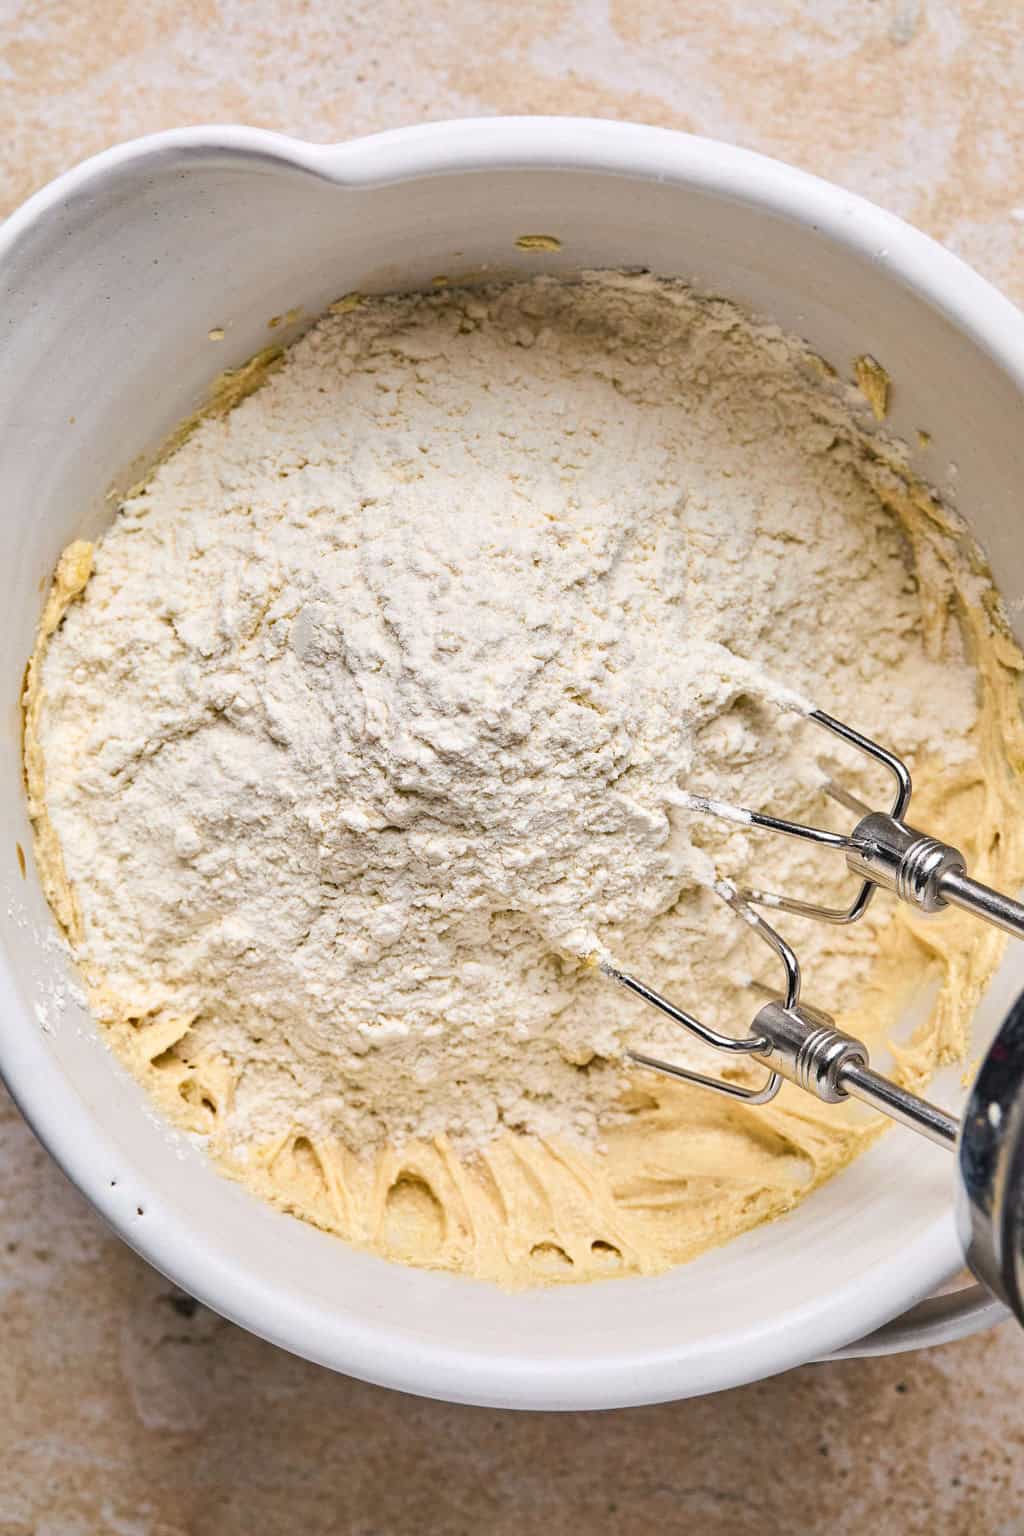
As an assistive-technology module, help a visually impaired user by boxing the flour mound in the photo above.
[36,275,977,1153]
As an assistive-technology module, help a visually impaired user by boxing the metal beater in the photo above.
[603,709,1024,1325]
[691,708,1024,938]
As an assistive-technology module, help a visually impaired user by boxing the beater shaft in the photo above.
[835,1061,959,1150]
[937,868,1024,940]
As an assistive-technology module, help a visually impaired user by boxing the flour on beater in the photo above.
[32,273,980,1173]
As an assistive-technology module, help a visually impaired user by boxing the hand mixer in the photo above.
[603,708,1024,1328]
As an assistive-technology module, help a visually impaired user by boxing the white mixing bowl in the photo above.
[2,119,1023,1409]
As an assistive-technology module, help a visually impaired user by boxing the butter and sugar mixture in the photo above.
[26,274,1024,1283]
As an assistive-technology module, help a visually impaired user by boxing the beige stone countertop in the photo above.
[3,2,1024,1530]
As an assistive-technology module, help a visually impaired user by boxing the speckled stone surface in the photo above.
[3,3,1024,1531]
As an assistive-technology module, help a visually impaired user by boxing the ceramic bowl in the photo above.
[1,119,1022,1407]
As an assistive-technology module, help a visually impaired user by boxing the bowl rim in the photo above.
[3,116,1024,1409]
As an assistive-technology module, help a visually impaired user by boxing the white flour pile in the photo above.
[33,273,980,1168]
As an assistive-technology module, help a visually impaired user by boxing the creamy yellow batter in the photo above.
[22,305,1024,1289]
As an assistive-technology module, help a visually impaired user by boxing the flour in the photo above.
[35,273,980,1163]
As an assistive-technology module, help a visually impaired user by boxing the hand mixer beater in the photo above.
[603,707,1024,1326]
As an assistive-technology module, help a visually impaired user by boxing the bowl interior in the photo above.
[1,124,1023,1408]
